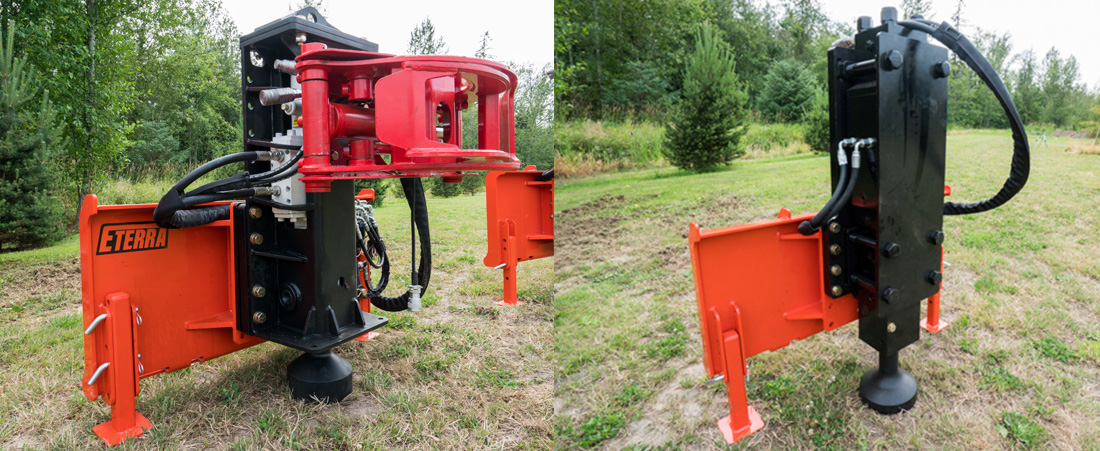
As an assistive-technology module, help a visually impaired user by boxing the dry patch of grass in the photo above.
[1067,140,1100,155]
[555,130,1100,450]
[0,193,553,450]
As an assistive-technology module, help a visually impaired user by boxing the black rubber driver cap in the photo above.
[287,351,354,403]
[858,365,918,414]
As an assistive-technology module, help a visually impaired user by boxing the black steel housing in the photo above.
[825,14,948,355]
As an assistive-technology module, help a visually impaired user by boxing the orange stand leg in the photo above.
[717,330,764,444]
[921,246,948,333]
[495,220,525,306]
[92,293,152,445]
[354,298,381,341]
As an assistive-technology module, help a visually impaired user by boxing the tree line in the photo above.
[555,0,1099,131]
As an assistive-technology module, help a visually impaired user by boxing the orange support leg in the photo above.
[920,246,948,333]
[717,329,764,443]
[91,293,151,445]
[495,219,525,306]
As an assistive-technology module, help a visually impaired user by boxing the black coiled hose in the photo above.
[367,178,431,312]
[898,19,1029,215]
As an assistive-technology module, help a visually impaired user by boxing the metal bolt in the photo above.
[249,207,263,219]
[884,50,904,70]
[831,285,843,296]
[927,230,945,245]
[252,312,267,324]
[933,61,951,78]
[830,244,843,255]
[882,287,898,302]
[887,322,897,333]
[828,222,842,233]
[927,270,943,285]
[882,242,901,258]
[831,265,843,276]
[331,150,340,161]
[856,16,873,32]
[252,285,266,297]
[295,32,307,46]
[250,233,264,245]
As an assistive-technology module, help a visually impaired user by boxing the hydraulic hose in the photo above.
[154,152,267,228]
[897,19,1029,215]
[827,140,866,220]
[799,139,856,235]
[367,178,431,312]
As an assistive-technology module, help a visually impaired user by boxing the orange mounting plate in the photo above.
[483,166,554,305]
[79,195,263,445]
[688,208,859,444]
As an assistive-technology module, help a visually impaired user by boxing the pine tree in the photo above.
[0,22,63,250]
[429,178,461,197]
[758,59,817,123]
[663,24,748,171]
[406,18,447,55]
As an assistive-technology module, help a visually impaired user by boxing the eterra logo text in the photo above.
[96,222,169,255]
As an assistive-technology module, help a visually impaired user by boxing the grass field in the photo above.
[554,131,1100,449]
[0,192,553,450]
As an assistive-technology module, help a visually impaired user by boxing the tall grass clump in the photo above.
[555,119,665,177]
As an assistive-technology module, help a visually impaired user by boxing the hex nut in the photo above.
[884,50,904,70]
[927,270,943,285]
[882,242,901,258]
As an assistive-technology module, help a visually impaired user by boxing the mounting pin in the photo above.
[252,312,267,324]
[249,207,263,219]
[831,285,843,296]
[250,233,264,245]
[830,244,843,255]
[831,265,843,276]
[252,285,267,297]
[829,222,842,233]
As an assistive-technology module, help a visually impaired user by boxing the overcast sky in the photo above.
[820,0,1099,89]
[222,0,553,70]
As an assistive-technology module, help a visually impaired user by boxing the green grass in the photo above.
[554,129,1100,449]
[0,191,553,450]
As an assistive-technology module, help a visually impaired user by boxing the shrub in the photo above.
[663,25,748,171]
[802,89,831,153]
[758,59,817,123]
[429,177,461,198]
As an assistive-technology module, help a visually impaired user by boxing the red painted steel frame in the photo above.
[688,209,860,444]
[483,167,554,306]
[80,196,263,445]
[294,43,522,192]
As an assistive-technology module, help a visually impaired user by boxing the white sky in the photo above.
[820,0,1100,89]
[221,0,553,70]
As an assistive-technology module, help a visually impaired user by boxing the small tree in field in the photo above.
[0,23,63,250]
[663,25,748,171]
[758,59,817,123]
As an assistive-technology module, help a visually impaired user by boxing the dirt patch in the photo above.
[0,258,81,307]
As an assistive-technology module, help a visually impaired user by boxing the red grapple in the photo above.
[294,43,522,192]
